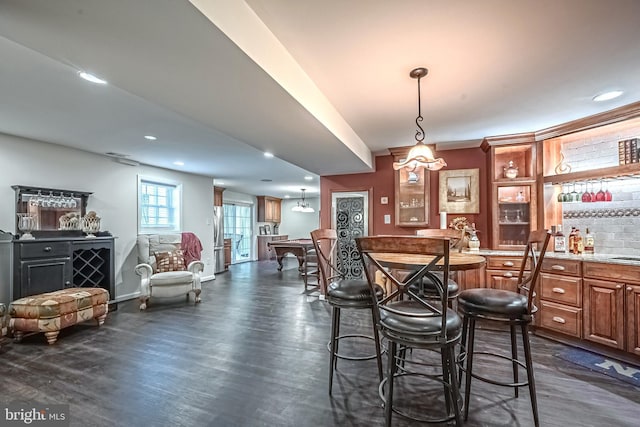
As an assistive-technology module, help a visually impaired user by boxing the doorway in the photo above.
[223,203,252,263]
[331,191,370,278]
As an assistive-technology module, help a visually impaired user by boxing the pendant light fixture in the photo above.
[291,188,314,213]
[393,67,447,171]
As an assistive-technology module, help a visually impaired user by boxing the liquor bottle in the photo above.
[574,229,584,255]
[568,227,576,254]
[554,225,566,253]
[584,228,595,254]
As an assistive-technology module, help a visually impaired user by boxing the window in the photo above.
[223,203,253,263]
[138,176,182,233]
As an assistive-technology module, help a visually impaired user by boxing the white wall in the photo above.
[0,133,215,304]
[279,197,320,240]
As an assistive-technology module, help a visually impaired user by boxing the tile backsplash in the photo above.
[556,145,640,255]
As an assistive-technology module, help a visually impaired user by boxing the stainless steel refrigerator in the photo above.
[213,206,225,273]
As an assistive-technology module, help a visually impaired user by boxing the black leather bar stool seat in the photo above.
[457,288,527,316]
[409,272,459,300]
[327,279,384,307]
[379,300,462,341]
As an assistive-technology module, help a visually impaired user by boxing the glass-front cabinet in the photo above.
[482,135,538,249]
[390,147,430,227]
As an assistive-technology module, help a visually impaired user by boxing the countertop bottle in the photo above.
[584,228,595,254]
[554,225,566,253]
[574,229,584,254]
[568,227,576,254]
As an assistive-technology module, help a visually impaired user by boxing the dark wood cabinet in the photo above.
[12,237,115,304]
[538,258,583,338]
[583,278,625,349]
[625,285,640,356]
[257,196,282,223]
[223,238,231,269]
[257,235,288,261]
[214,186,225,207]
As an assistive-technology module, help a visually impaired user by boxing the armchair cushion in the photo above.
[155,250,187,273]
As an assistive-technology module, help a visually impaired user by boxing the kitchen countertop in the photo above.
[467,249,640,266]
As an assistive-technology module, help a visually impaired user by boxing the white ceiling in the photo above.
[1,0,640,199]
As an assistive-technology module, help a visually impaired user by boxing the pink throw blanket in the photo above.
[181,232,203,267]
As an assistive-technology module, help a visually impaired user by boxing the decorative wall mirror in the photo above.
[13,185,92,237]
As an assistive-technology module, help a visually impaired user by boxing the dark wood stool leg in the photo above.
[328,306,339,395]
[463,317,476,421]
[522,323,540,427]
[371,306,384,382]
[385,340,397,427]
[510,323,519,398]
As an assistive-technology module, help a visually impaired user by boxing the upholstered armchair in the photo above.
[135,234,204,310]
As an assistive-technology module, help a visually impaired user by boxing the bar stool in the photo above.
[413,228,465,305]
[311,228,384,395]
[456,229,550,427]
[357,235,462,426]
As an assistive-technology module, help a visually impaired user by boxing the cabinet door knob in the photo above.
[503,272,513,278]
[551,265,565,271]
[552,316,566,324]
[616,284,622,289]
[552,287,566,294]
[65,281,71,287]
[43,246,52,252]
[627,287,633,292]
[503,261,514,267]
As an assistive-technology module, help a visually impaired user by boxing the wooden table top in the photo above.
[372,252,486,271]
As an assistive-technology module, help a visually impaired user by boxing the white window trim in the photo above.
[137,175,183,234]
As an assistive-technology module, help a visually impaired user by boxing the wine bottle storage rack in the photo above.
[73,247,108,287]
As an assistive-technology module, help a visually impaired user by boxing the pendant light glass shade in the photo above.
[292,189,314,213]
[392,67,446,172]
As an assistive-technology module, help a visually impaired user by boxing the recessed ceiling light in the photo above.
[78,71,107,85]
[284,195,290,198]
[593,90,623,102]
[144,135,157,141]
[304,176,313,181]
[173,161,184,166]
[217,181,225,185]
[264,152,274,158]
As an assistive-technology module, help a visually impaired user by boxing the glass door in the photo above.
[223,203,253,263]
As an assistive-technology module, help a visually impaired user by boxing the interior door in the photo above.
[223,203,253,263]
[331,191,369,279]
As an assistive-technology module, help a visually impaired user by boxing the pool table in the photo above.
[267,238,315,271]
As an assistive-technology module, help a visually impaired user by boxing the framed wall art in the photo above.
[439,168,480,214]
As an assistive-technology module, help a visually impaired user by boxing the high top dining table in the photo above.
[371,251,486,296]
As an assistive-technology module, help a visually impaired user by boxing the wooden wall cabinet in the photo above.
[257,196,282,223]
[389,146,430,227]
[482,135,538,250]
[214,186,225,207]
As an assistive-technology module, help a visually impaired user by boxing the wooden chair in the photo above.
[357,235,462,426]
[456,229,550,427]
[302,247,319,291]
[310,228,384,395]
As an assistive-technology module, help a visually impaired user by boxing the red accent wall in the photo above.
[320,147,488,241]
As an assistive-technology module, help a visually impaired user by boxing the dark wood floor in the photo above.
[1,259,639,426]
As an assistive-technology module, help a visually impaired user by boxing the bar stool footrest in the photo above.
[327,333,386,361]
[457,349,530,388]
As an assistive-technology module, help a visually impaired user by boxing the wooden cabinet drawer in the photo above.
[539,301,582,338]
[583,262,640,285]
[486,269,519,292]
[541,258,581,276]
[19,241,70,259]
[486,256,529,270]
[540,273,582,306]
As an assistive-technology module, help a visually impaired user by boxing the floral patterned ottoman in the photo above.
[9,288,108,345]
